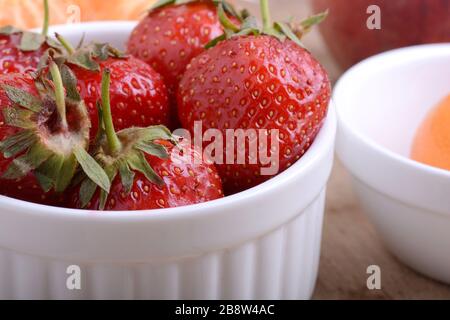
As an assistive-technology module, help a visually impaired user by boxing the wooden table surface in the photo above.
[235,0,450,300]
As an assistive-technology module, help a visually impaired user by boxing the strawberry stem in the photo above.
[260,0,272,31]
[42,0,49,36]
[218,3,240,33]
[101,69,122,154]
[49,62,68,131]
[55,33,75,55]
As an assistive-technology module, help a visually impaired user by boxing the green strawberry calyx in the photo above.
[206,0,328,49]
[0,61,109,194]
[0,0,63,52]
[50,33,127,72]
[75,69,175,210]
[150,0,244,22]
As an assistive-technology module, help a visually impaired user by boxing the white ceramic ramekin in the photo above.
[335,44,450,284]
[0,22,336,299]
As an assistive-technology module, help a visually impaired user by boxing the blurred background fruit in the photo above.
[411,94,450,172]
[312,0,450,70]
[0,0,156,29]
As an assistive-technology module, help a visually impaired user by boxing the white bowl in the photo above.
[335,44,450,284]
[0,22,337,299]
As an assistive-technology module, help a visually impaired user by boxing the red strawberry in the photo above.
[0,0,60,75]
[67,69,223,211]
[0,73,53,204]
[68,139,224,210]
[50,37,170,140]
[177,0,331,194]
[0,30,50,75]
[0,62,107,205]
[127,0,241,127]
[71,55,170,141]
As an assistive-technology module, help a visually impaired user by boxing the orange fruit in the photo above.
[411,94,450,171]
[0,0,155,30]
[72,0,155,22]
